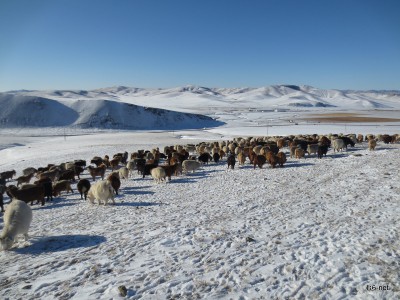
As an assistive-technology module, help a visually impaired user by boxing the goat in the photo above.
[77,179,91,200]
[6,185,45,206]
[0,199,32,250]
[87,180,115,205]
[87,164,107,181]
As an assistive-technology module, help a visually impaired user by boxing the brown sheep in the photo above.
[290,146,297,158]
[16,173,34,187]
[6,185,45,206]
[237,152,246,165]
[160,164,179,181]
[253,155,267,169]
[52,180,74,197]
[107,173,121,195]
[276,152,287,167]
[37,168,60,182]
[87,164,107,181]
[109,157,121,170]
[0,170,16,182]
[59,169,76,182]
[368,139,377,151]
[295,148,306,159]
[265,151,278,168]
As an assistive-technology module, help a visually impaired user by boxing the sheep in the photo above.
[227,154,236,169]
[22,167,37,176]
[114,152,128,164]
[87,164,107,181]
[77,179,91,200]
[332,138,345,152]
[87,180,115,205]
[151,167,167,183]
[307,144,319,156]
[0,199,32,251]
[212,153,220,163]
[253,155,267,169]
[6,185,45,206]
[340,136,355,148]
[368,139,377,151]
[16,173,34,187]
[276,152,287,167]
[107,173,121,195]
[0,170,16,181]
[52,180,74,197]
[142,163,158,179]
[382,134,393,144]
[198,153,212,164]
[109,157,121,170]
[37,168,60,182]
[295,148,306,159]
[59,169,76,182]
[237,152,246,166]
[290,146,297,158]
[182,160,201,173]
[160,164,179,181]
[126,159,137,177]
[74,159,87,167]
[90,156,104,167]
[118,167,129,180]
[34,177,53,202]
[316,145,328,159]
[73,165,84,180]
[135,158,147,175]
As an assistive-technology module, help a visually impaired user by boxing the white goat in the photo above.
[0,199,32,250]
[87,180,115,206]
[151,167,166,183]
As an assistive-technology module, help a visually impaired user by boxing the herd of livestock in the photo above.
[0,132,398,212]
[0,132,398,250]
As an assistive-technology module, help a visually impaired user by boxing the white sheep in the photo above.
[87,180,115,206]
[368,139,377,151]
[332,138,345,152]
[150,167,166,183]
[0,199,32,250]
[118,167,129,179]
[307,144,319,156]
[182,160,201,174]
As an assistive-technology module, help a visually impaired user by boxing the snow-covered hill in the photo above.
[2,85,399,134]
[0,94,223,130]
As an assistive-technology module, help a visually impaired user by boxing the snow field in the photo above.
[0,138,399,299]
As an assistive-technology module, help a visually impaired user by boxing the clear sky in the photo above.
[0,0,399,91]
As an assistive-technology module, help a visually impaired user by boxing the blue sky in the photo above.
[0,0,399,91]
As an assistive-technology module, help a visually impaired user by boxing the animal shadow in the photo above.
[13,234,107,254]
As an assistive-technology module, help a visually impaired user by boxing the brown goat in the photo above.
[107,173,121,195]
[253,155,267,169]
[0,170,16,181]
[160,164,179,181]
[52,180,74,197]
[16,173,34,187]
[88,164,107,181]
[276,152,287,167]
[6,185,45,206]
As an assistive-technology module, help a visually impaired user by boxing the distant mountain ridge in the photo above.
[2,85,399,129]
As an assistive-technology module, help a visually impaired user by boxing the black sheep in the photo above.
[227,154,236,169]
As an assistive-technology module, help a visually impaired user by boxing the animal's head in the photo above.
[0,236,14,251]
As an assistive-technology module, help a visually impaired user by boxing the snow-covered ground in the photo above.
[0,85,399,299]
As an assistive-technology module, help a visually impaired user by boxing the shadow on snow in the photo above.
[13,234,107,254]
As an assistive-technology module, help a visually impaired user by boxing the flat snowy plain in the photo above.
[0,85,399,299]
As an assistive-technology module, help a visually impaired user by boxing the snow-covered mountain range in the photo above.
[1,85,399,130]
